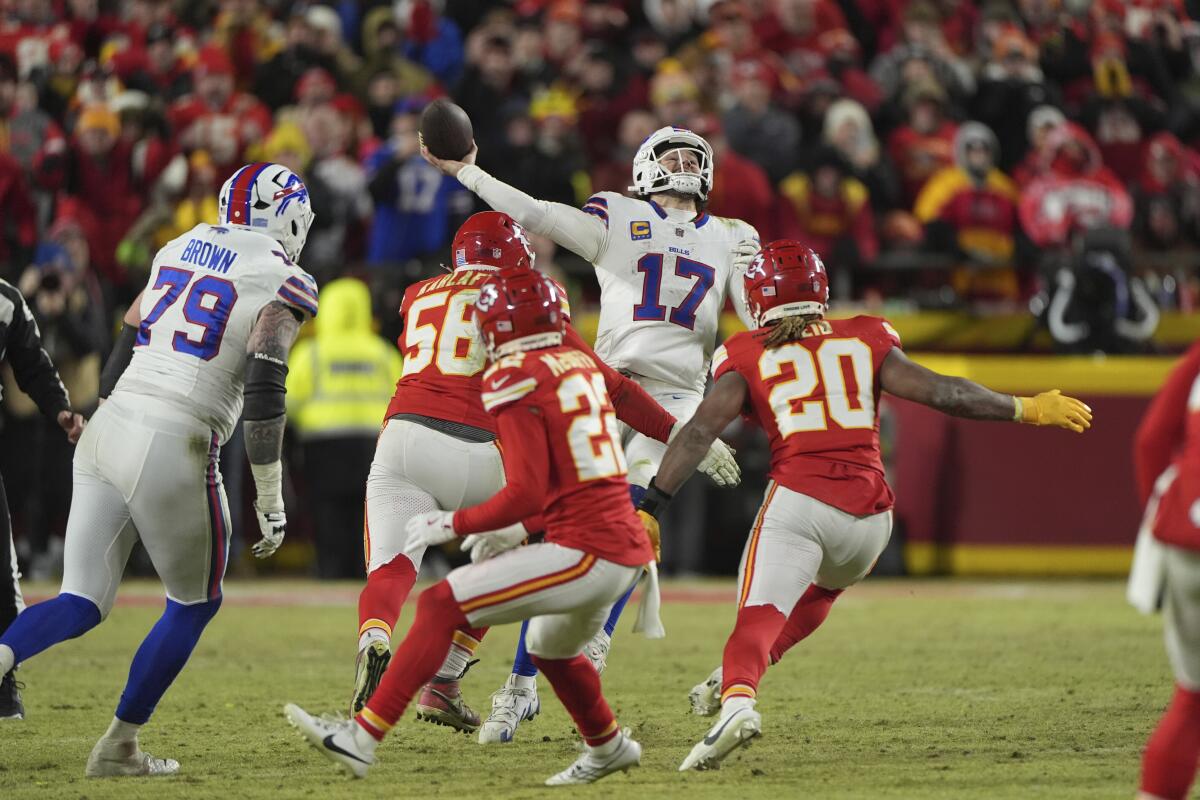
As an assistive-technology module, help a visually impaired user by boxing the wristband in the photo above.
[637,478,674,519]
[250,460,284,511]
[1012,396,1022,422]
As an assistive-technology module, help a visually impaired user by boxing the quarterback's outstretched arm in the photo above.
[423,145,607,262]
[879,348,1092,432]
[242,301,304,558]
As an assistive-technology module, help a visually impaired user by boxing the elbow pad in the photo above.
[99,323,138,399]
[243,352,288,420]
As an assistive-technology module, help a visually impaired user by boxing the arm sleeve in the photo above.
[456,165,608,262]
[1134,342,1200,504]
[454,405,550,534]
[564,325,676,443]
[3,285,70,421]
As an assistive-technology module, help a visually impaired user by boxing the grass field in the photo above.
[0,578,1173,799]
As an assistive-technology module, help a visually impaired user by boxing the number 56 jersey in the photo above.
[713,315,902,517]
[116,223,319,444]
[582,192,758,393]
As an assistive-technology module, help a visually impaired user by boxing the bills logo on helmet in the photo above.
[273,173,308,216]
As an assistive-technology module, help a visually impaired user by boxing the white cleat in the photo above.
[85,737,180,777]
[583,630,611,675]
[679,706,762,771]
[689,666,723,716]
[478,675,540,744]
[283,703,376,779]
[545,729,642,785]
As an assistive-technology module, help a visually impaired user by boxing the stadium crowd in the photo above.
[0,0,1198,575]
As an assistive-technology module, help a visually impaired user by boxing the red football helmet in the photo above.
[451,211,535,271]
[474,267,567,358]
[743,239,829,327]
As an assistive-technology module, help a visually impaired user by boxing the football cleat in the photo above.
[689,666,722,716]
[678,705,762,771]
[85,737,180,777]
[0,669,24,720]
[583,630,611,675]
[478,674,540,744]
[350,639,391,717]
[284,703,376,779]
[545,728,642,785]
[415,678,481,733]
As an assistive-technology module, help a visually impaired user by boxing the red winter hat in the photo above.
[193,45,233,78]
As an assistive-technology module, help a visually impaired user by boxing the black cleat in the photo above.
[0,669,24,720]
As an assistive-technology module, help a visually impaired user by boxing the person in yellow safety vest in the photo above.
[286,277,403,579]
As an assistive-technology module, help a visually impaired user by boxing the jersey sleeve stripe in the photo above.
[276,285,318,317]
[584,195,608,208]
[284,276,319,302]
[481,378,537,411]
[582,205,609,226]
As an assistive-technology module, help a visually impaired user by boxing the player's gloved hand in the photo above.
[405,510,457,551]
[461,522,527,563]
[637,510,661,562]
[732,238,760,272]
[699,438,740,486]
[252,503,286,558]
[1016,390,1093,433]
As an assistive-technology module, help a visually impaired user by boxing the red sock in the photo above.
[357,553,418,641]
[1141,685,1200,800]
[531,654,619,746]
[769,585,842,664]
[721,604,787,703]
[356,581,466,740]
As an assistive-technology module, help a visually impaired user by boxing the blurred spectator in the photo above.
[972,26,1057,169]
[454,32,526,164]
[354,8,434,104]
[212,0,283,89]
[167,45,272,180]
[722,59,800,184]
[886,80,959,206]
[0,54,65,179]
[116,23,191,102]
[590,108,658,194]
[0,149,36,280]
[155,149,220,247]
[869,2,975,112]
[397,0,465,85]
[302,105,372,283]
[286,277,403,580]
[649,60,702,126]
[780,146,877,294]
[574,43,649,165]
[1013,104,1066,185]
[817,28,883,114]
[492,87,590,208]
[693,114,776,241]
[823,97,900,212]
[303,5,362,85]
[1134,132,1200,252]
[254,9,326,111]
[365,105,471,266]
[543,3,584,72]
[755,0,847,79]
[643,0,702,51]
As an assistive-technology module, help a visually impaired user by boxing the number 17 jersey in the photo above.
[712,315,902,516]
[116,223,319,444]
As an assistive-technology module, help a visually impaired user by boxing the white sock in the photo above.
[351,721,380,756]
[510,674,536,691]
[434,641,475,682]
[0,644,13,675]
[721,696,756,716]
[357,628,389,652]
[102,716,142,743]
[589,730,624,757]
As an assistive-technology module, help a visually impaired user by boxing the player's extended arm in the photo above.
[5,282,83,442]
[98,291,143,405]
[1133,341,1200,504]
[423,144,607,262]
[879,348,1092,432]
[243,301,304,559]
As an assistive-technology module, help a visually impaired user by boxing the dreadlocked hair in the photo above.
[760,314,824,348]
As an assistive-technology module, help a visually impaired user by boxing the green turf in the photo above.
[0,579,1172,799]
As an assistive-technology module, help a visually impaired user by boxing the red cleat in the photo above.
[414,679,481,733]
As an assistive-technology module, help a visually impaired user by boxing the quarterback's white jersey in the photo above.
[116,223,318,443]
[582,192,757,393]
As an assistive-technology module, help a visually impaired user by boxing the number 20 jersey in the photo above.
[582,192,758,393]
[116,223,319,444]
[712,315,902,516]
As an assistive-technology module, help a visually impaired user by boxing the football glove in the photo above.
[637,510,661,562]
[405,510,457,551]
[1016,390,1093,433]
[461,522,527,563]
[668,424,741,487]
[252,503,286,559]
[732,238,760,273]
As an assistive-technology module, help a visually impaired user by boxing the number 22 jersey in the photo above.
[116,223,319,444]
[713,315,902,516]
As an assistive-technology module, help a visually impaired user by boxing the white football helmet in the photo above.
[218,162,315,262]
[629,126,714,201]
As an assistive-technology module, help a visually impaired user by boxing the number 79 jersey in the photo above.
[713,315,903,516]
[116,223,319,444]
[583,192,758,393]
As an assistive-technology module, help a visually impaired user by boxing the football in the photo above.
[420,98,474,161]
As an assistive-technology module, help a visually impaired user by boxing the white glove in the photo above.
[405,510,457,551]
[732,238,760,273]
[669,424,741,487]
[252,503,286,558]
[461,522,527,563]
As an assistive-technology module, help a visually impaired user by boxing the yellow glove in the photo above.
[637,510,661,562]
[1015,390,1093,433]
